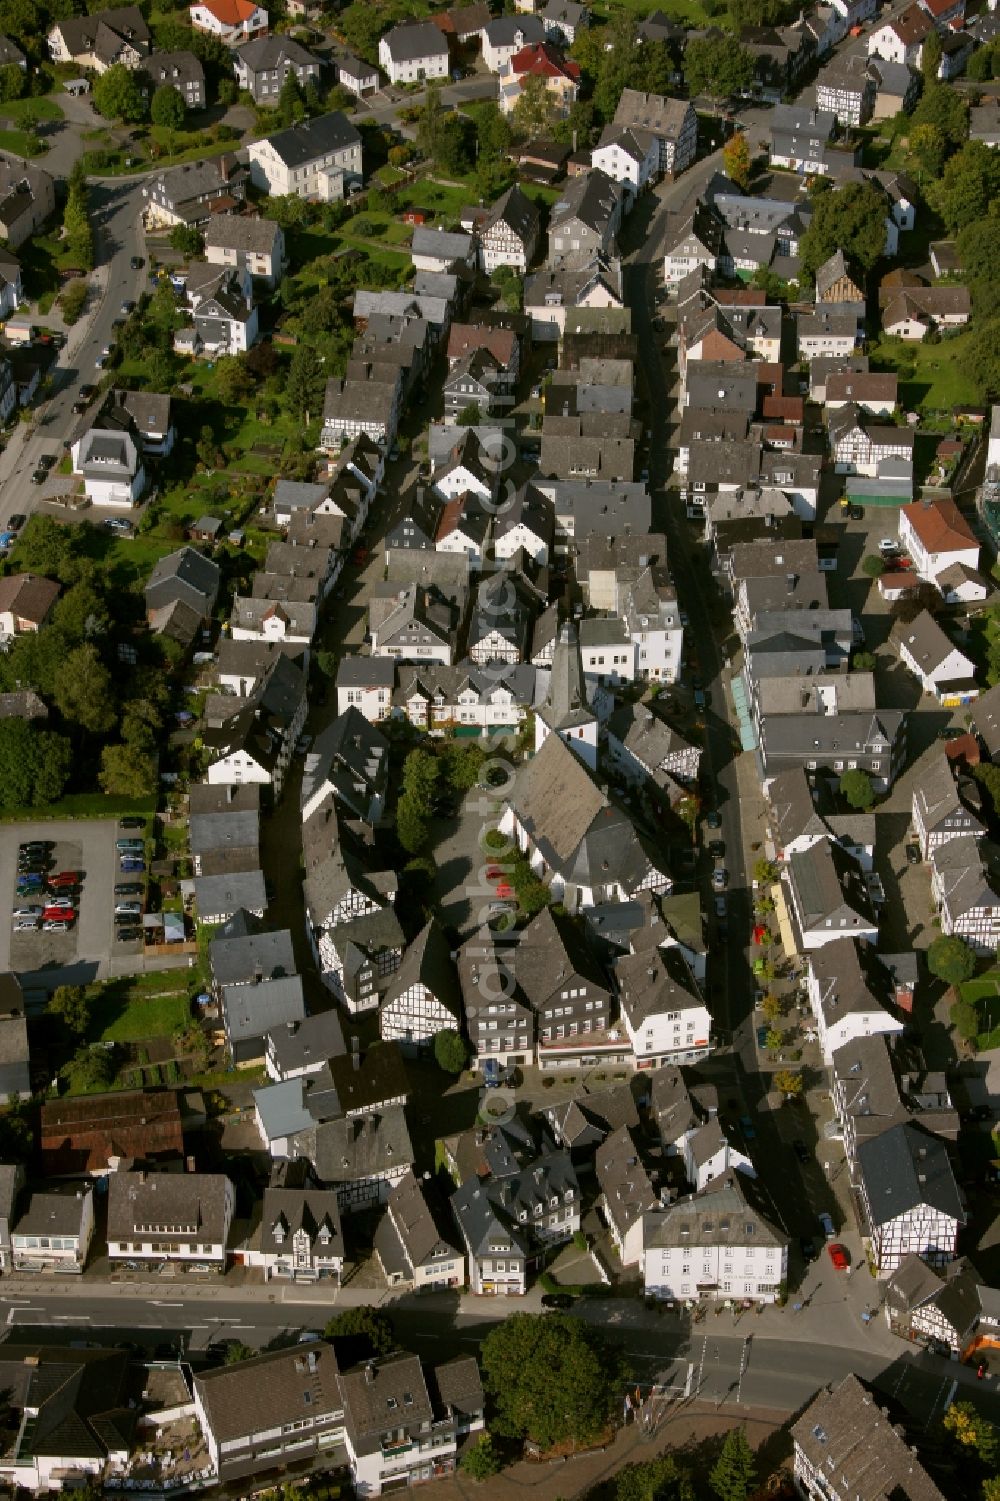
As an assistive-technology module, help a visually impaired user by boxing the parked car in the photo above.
[43,917,73,931]
[799,1235,816,1261]
[48,871,81,888]
[878,538,897,552]
[756,1025,769,1048]
[739,1115,755,1141]
[130,255,144,270]
[30,468,46,485]
[715,895,726,917]
[818,1211,835,1239]
[120,299,135,315]
[706,810,721,829]
[7,514,25,530]
[12,905,42,919]
[827,1242,849,1270]
[43,899,75,912]
[906,843,921,866]
[15,873,44,888]
[711,868,727,890]
[13,917,39,932]
[119,858,144,873]
[541,1293,575,1309]
[708,840,725,858]
[114,882,143,897]
[114,901,142,916]
[38,454,56,471]
[117,925,142,942]
[792,1138,810,1165]
[119,817,144,829]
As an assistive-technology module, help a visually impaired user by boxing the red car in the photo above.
[486,866,504,882]
[495,883,514,899]
[48,871,81,888]
[42,905,75,921]
[828,1242,849,1270]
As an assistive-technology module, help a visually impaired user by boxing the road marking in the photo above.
[54,1315,90,1322]
[684,1362,694,1399]
[696,1334,708,1396]
[927,1376,956,1426]
[737,1337,750,1405]
[149,1301,183,1307]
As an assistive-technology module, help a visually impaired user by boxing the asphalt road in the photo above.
[4,1290,997,1431]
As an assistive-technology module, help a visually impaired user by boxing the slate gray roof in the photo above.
[550,169,624,238]
[643,1169,784,1250]
[13,1184,92,1239]
[204,215,281,256]
[221,975,304,1047]
[210,922,295,987]
[107,1171,229,1244]
[616,943,702,1030]
[262,111,360,168]
[194,1343,342,1446]
[382,18,449,61]
[266,1012,346,1076]
[260,1186,343,1260]
[194,869,267,920]
[411,225,473,264]
[380,919,461,1023]
[791,1374,946,1501]
[309,1108,414,1186]
[482,183,539,245]
[375,1168,459,1275]
[145,545,219,612]
[787,842,876,931]
[596,1125,656,1242]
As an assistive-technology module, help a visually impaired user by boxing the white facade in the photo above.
[190,0,267,44]
[898,506,980,584]
[806,968,904,1066]
[897,634,977,700]
[591,132,659,194]
[643,1218,787,1303]
[11,1190,95,1274]
[621,997,712,1069]
[378,29,449,84]
[247,130,362,201]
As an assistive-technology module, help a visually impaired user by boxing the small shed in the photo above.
[189,516,223,544]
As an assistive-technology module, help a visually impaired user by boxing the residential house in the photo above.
[616,943,712,1069]
[857,1122,964,1274]
[642,1170,788,1304]
[899,497,979,585]
[828,403,914,477]
[70,403,145,507]
[868,3,934,66]
[379,20,449,83]
[824,370,897,414]
[930,835,1000,953]
[221,971,306,1067]
[893,610,978,705]
[11,1184,95,1273]
[971,100,1000,149]
[253,1184,344,1281]
[868,56,920,117]
[517,905,616,1067]
[885,1254,990,1353]
[784,841,879,950]
[190,0,267,45]
[663,204,723,284]
[297,1108,414,1211]
[184,265,258,354]
[336,656,395,722]
[302,706,390,825]
[607,701,701,795]
[0,1345,134,1493]
[482,15,545,71]
[379,919,461,1054]
[548,169,625,264]
[204,654,308,796]
[265,1011,346,1082]
[247,112,363,201]
[451,1145,580,1293]
[194,869,267,923]
[369,582,458,666]
[912,752,984,858]
[815,53,877,124]
[457,925,536,1068]
[412,225,476,274]
[682,1116,755,1191]
[145,546,219,635]
[334,50,379,97]
[48,4,150,69]
[832,1031,960,1184]
[0,573,59,639]
[142,48,205,107]
[106,1170,234,1267]
[498,41,581,118]
[883,286,971,339]
[204,214,284,286]
[141,155,248,229]
[478,184,540,272]
[591,124,659,195]
[613,88,698,177]
[493,485,554,565]
[321,369,401,448]
[234,35,320,103]
[792,1375,947,1501]
[501,717,670,913]
[542,0,588,42]
[0,1162,24,1274]
[805,937,903,1065]
[596,1125,657,1267]
[374,1168,464,1290]
[815,248,865,304]
[39,1089,185,1177]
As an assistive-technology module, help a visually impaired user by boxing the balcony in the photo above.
[381,1438,414,1457]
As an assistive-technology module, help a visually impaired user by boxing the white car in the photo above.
[878,538,897,552]
[114,900,142,916]
[12,904,42,919]
[46,897,75,910]
[13,917,39,932]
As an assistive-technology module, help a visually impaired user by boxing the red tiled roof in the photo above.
[510,41,581,80]
[196,0,261,22]
[762,395,804,422]
[447,323,516,368]
[40,1090,185,1176]
[435,496,465,542]
[901,497,977,554]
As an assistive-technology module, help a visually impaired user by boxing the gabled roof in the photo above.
[857,1121,964,1228]
[901,497,978,554]
[381,919,461,1021]
[791,1374,946,1501]
[260,111,360,169]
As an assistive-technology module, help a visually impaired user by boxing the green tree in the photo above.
[800,180,888,280]
[222,1341,256,1364]
[722,130,752,191]
[709,1427,757,1501]
[480,1312,619,1450]
[396,749,441,855]
[908,121,948,180]
[764,1028,783,1051]
[93,63,147,123]
[63,1043,115,1093]
[677,794,700,843]
[0,720,72,808]
[60,279,88,325]
[456,402,481,426]
[761,993,783,1024]
[966,314,1000,400]
[853,651,877,670]
[151,82,186,128]
[47,985,90,1040]
[63,179,94,271]
[54,644,115,734]
[683,35,755,100]
[323,1306,394,1356]
[951,995,980,1041]
[840,768,875,810]
[0,62,24,102]
[862,553,885,578]
[492,265,523,312]
[51,579,111,641]
[461,1434,501,1480]
[214,353,253,405]
[169,224,203,256]
[476,101,512,162]
[921,27,942,84]
[944,1403,998,1466]
[911,82,968,151]
[285,345,324,424]
[753,858,777,884]
[277,70,306,126]
[434,1028,468,1074]
[99,741,158,799]
[773,1069,803,1097]
[929,140,1000,234]
[513,73,558,137]
[616,1456,694,1501]
[928,934,977,986]
[958,217,1000,306]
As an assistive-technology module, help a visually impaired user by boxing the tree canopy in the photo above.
[323,1306,395,1357]
[800,180,888,280]
[480,1312,620,1450]
[710,1428,758,1501]
[0,720,72,809]
[683,34,755,100]
[151,83,186,129]
[93,63,147,123]
[928,140,1000,235]
[928,934,977,987]
[840,768,875,810]
[911,81,968,151]
[433,1028,468,1074]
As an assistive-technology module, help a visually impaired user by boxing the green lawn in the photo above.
[90,987,192,1045]
[0,96,62,123]
[868,330,979,416]
[0,792,157,823]
[0,129,45,158]
[958,971,1000,1049]
[590,0,724,21]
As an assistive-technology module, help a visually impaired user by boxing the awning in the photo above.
[771,881,799,961]
[729,674,758,751]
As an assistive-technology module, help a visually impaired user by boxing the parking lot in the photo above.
[0,818,142,979]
